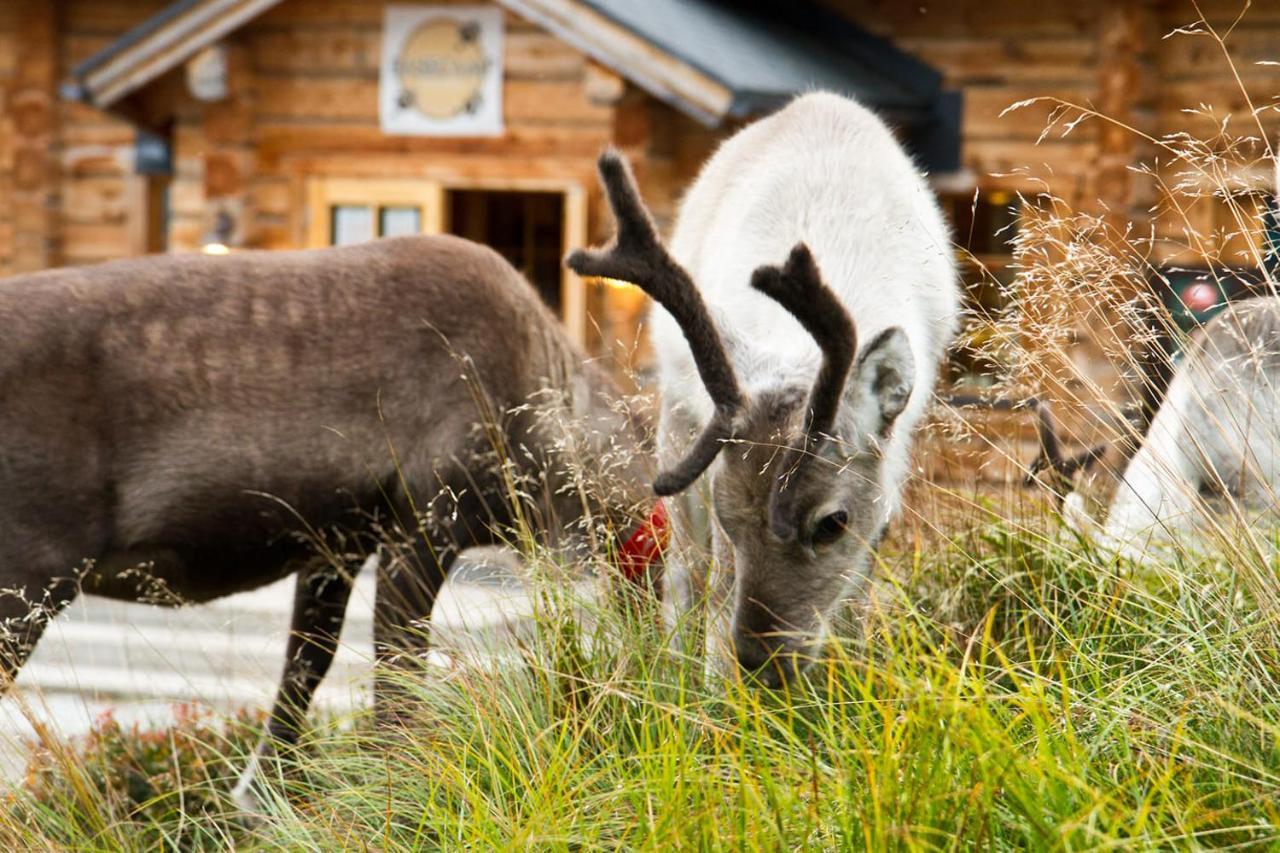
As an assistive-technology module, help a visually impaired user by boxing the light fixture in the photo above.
[201,208,235,255]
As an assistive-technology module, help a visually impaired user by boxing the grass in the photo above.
[4,503,1279,850]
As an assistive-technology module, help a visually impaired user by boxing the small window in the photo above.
[307,178,441,248]
[330,205,375,246]
[380,206,422,238]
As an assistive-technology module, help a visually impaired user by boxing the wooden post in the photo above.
[10,2,60,272]
[1059,0,1158,454]
[1095,0,1156,227]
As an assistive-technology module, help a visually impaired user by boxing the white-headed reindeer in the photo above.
[1063,297,1280,557]
[570,92,961,685]
[0,235,649,782]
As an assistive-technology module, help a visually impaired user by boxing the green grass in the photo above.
[4,509,1280,850]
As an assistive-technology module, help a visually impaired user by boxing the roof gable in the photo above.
[66,0,286,108]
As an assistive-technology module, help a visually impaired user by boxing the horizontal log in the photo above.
[828,0,1097,39]
[962,85,1098,141]
[245,28,584,79]
[254,0,529,29]
[253,75,612,125]
[168,218,204,252]
[168,176,207,218]
[275,151,599,187]
[59,221,133,259]
[60,32,116,66]
[60,144,131,178]
[61,0,168,36]
[901,36,1098,85]
[59,120,135,148]
[248,220,293,250]
[1158,26,1280,81]
[253,121,611,163]
[61,175,131,224]
[248,176,292,216]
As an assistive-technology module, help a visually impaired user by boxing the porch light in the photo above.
[201,209,235,255]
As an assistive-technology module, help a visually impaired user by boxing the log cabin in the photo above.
[2,0,1278,485]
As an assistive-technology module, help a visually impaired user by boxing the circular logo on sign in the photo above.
[394,18,489,119]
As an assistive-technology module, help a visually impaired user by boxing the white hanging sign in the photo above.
[380,5,504,137]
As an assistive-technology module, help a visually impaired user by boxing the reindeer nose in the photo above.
[733,631,791,689]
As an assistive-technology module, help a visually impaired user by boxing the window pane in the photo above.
[331,205,373,246]
[380,206,421,237]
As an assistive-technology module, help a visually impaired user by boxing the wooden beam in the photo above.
[78,0,285,108]
[10,2,60,272]
[496,0,733,126]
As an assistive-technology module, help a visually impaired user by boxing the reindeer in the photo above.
[0,234,650,781]
[1062,296,1280,556]
[570,92,962,685]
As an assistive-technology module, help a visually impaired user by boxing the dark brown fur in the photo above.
[0,234,647,744]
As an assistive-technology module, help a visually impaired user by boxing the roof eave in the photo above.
[65,0,285,109]
[496,0,734,127]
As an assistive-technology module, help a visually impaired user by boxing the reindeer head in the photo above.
[569,151,916,686]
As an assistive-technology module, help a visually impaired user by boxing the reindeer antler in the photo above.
[750,244,857,539]
[567,150,745,496]
[1024,400,1107,505]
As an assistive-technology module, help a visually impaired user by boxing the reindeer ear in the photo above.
[846,327,915,438]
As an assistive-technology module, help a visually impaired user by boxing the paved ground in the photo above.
[0,549,549,780]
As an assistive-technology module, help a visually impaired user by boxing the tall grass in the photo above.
[6,6,1280,850]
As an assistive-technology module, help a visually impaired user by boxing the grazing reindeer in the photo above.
[570,92,961,685]
[0,235,649,772]
[1063,297,1280,556]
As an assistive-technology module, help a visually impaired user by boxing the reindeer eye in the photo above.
[811,510,849,547]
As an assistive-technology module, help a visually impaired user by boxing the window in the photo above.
[307,178,442,247]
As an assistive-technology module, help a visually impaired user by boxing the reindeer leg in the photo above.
[0,533,100,687]
[0,574,82,686]
[233,554,363,812]
[1103,388,1202,556]
[372,538,458,726]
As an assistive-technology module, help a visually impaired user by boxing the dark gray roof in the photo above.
[580,0,941,119]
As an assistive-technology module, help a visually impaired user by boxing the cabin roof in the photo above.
[64,0,287,109]
[64,0,946,130]
[574,0,941,121]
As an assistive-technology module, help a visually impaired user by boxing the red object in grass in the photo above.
[617,500,669,583]
[1181,282,1219,312]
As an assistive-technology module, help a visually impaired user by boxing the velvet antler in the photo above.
[567,150,745,496]
[749,244,857,538]
[1024,400,1107,505]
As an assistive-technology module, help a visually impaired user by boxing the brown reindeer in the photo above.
[0,234,652,768]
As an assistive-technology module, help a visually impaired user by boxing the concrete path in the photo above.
[0,549,559,780]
